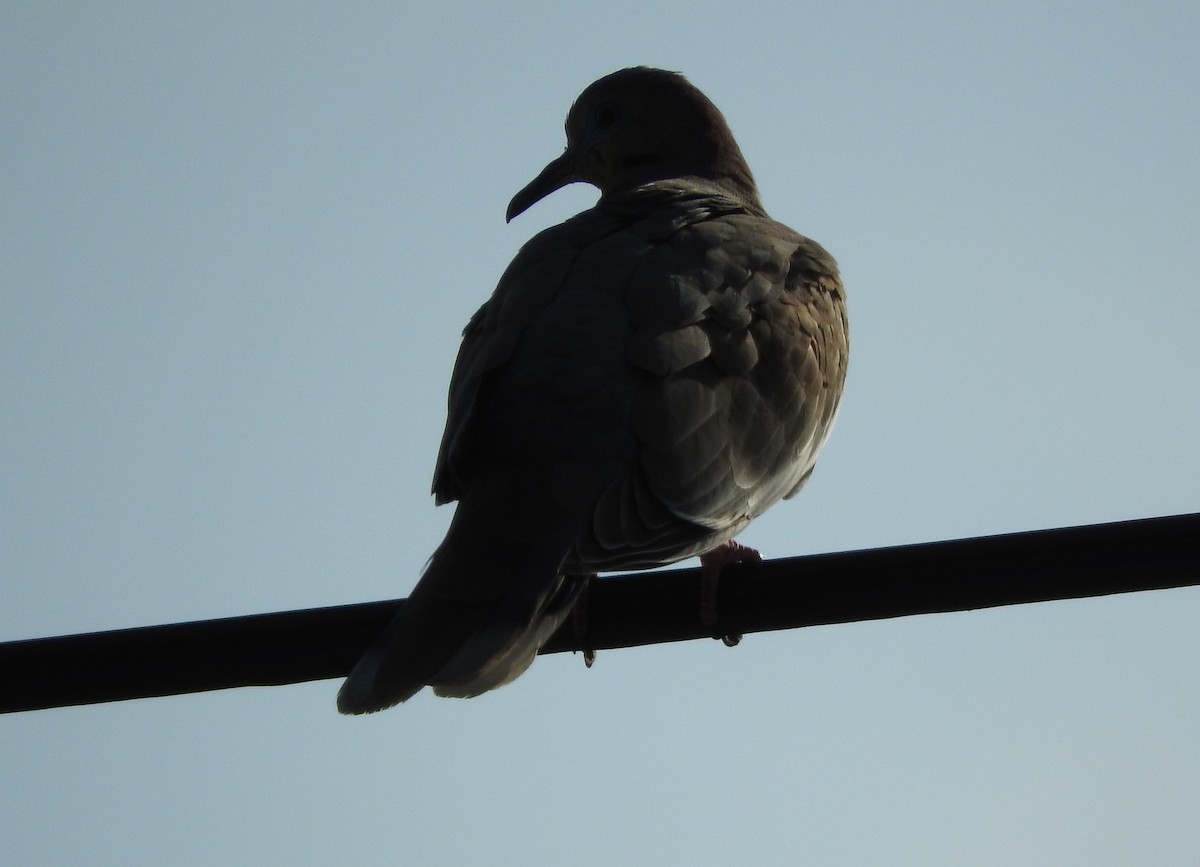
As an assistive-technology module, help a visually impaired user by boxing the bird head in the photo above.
[506,67,761,222]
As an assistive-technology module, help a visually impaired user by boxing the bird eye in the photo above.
[592,102,620,131]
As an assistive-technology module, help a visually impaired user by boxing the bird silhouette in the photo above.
[337,67,848,713]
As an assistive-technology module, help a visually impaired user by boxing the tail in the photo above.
[335,593,447,713]
[336,502,583,713]
[426,574,584,699]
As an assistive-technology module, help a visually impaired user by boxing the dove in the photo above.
[337,66,848,713]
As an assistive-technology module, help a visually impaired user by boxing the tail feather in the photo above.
[336,513,580,714]
[431,575,585,698]
[337,644,418,713]
[336,588,484,713]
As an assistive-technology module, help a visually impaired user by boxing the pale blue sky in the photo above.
[3,2,1199,864]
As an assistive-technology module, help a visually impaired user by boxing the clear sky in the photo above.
[3,2,1199,864]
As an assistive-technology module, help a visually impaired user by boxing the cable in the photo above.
[2,512,1196,714]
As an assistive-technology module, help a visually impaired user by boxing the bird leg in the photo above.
[571,574,597,667]
[700,540,761,647]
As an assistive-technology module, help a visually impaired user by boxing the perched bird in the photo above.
[337,67,848,713]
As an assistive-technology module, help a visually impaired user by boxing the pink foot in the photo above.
[700,540,762,646]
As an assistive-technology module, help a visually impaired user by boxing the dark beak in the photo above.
[506,149,581,222]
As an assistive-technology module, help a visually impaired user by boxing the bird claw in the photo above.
[700,540,760,646]
[572,574,598,668]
